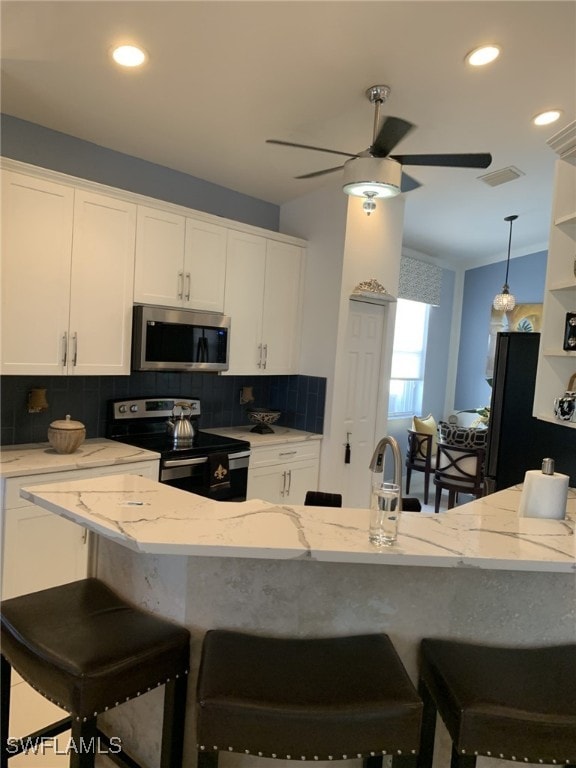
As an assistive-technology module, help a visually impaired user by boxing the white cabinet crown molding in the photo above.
[0,157,307,247]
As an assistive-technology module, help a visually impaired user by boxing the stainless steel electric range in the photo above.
[107,397,251,501]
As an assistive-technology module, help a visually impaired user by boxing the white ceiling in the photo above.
[1,1,575,264]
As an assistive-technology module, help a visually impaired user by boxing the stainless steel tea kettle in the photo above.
[167,402,196,448]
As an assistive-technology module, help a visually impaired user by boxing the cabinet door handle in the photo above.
[72,333,78,366]
[185,272,191,302]
[177,271,184,299]
[286,469,292,495]
[257,344,263,369]
[62,332,68,366]
[279,451,297,457]
[281,470,287,496]
[262,343,268,369]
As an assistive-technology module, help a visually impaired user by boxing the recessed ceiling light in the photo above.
[465,45,501,67]
[112,45,147,68]
[533,109,562,126]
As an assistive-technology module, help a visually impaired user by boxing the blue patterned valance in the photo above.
[398,256,442,306]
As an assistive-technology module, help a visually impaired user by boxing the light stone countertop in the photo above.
[203,426,322,447]
[20,473,576,572]
[0,438,160,478]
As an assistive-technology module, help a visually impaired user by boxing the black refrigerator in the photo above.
[484,332,576,493]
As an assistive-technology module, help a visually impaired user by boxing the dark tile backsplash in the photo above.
[0,374,326,446]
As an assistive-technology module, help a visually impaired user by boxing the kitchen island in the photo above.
[20,475,576,768]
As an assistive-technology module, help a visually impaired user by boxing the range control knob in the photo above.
[130,404,139,413]
[118,405,128,414]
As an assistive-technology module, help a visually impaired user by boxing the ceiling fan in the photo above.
[267,85,492,213]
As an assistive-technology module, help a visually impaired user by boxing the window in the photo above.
[388,299,430,418]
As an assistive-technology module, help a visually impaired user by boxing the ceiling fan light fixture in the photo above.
[465,44,501,67]
[493,214,518,312]
[533,109,562,126]
[342,157,401,205]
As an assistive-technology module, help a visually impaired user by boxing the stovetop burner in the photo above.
[106,397,250,460]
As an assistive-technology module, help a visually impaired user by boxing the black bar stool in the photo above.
[196,630,423,768]
[1,578,190,768]
[416,638,576,767]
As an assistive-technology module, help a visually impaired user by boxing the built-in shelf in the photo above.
[555,211,576,234]
[549,280,576,293]
[535,412,576,429]
[543,347,576,357]
[534,122,576,429]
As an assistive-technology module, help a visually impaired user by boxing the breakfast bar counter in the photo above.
[20,476,576,768]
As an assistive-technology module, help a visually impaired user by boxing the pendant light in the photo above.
[493,214,518,311]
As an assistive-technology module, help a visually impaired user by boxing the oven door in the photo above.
[160,450,250,501]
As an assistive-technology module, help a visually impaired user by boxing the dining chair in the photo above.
[433,443,485,513]
[405,431,436,505]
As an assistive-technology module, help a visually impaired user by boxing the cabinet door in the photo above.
[1,171,74,374]
[247,464,284,503]
[1,504,89,600]
[224,231,267,374]
[69,191,136,375]
[262,240,303,374]
[134,206,186,306]
[184,218,227,312]
[284,460,320,505]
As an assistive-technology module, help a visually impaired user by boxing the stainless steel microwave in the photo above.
[132,305,230,372]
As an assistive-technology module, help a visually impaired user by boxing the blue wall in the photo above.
[455,250,547,408]
[0,114,280,231]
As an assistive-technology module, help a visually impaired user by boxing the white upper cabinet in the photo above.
[1,172,74,375]
[69,190,136,375]
[224,231,267,373]
[262,240,304,374]
[134,206,186,307]
[1,171,136,375]
[134,206,227,312]
[2,161,306,377]
[224,232,303,375]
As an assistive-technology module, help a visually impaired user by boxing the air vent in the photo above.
[478,166,525,187]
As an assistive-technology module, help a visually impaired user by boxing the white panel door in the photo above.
[262,240,303,374]
[184,218,227,312]
[342,302,386,508]
[68,190,137,375]
[134,205,185,306]
[1,171,74,374]
[224,231,266,374]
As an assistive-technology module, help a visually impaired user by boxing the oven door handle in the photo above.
[163,450,251,468]
[228,450,251,461]
[163,457,207,468]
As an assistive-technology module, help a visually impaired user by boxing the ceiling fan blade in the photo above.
[295,165,345,179]
[401,172,422,193]
[370,116,416,157]
[266,139,358,159]
[390,152,492,169]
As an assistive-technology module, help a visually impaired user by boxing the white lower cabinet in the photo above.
[1,460,159,600]
[247,441,320,505]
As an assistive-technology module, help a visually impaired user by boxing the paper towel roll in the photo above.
[518,469,569,519]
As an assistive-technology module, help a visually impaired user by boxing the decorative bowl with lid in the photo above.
[47,415,86,454]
